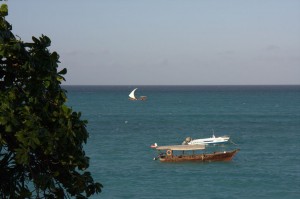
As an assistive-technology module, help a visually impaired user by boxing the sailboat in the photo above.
[128,88,147,101]
[129,88,138,100]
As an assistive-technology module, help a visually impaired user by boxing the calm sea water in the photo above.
[64,85,300,199]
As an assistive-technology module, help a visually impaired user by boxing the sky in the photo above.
[5,0,300,85]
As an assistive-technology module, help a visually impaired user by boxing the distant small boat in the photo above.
[129,88,138,100]
[154,144,239,162]
[128,88,147,101]
[150,143,158,148]
[182,134,230,145]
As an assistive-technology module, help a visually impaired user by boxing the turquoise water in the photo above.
[64,86,300,199]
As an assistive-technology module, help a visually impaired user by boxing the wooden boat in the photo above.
[128,88,147,101]
[155,144,239,162]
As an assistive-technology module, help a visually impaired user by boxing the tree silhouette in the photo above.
[0,4,102,198]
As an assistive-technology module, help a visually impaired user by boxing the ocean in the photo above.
[64,85,300,199]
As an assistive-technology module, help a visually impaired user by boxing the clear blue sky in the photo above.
[6,0,300,85]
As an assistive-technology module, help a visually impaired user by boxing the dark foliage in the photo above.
[0,4,102,198]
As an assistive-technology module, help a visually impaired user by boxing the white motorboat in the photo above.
[150,143,158,148]
[183,134,230,145]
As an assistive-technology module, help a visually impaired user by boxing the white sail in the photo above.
[129,88,138,100]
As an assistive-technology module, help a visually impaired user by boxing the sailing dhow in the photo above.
[128,88,147,101]
[129,88,138,100]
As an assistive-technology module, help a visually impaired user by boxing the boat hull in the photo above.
[159,149,239,163]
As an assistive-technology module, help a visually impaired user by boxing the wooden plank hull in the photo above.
[159,149,239,162]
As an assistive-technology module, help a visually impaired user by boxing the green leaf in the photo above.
[41,35,51,47]
[50,51,59,61]
[0,4,8,17]
[58,68,67,75]
[5,124,12,132]
[57,75,65,82]
[15,131,25,142]
[15,148,29,164]
[62,105,71,114]
[32,136,40,146]
[32,36,39,44]
[0,116,8,125]
[13,43,21,51]
[44,80,50,88]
